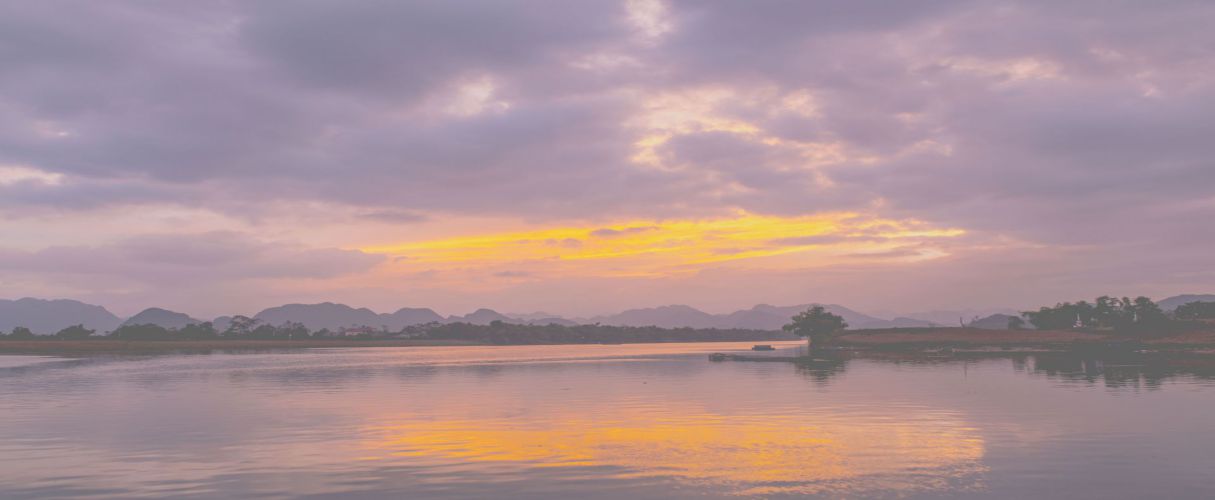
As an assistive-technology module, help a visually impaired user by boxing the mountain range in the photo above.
[965,313,1021,330]
[251,302,445,332]
[0,298,122,335]
[120,307,200,330]
[1158,294,1215,311]
[583,303,934,330]
[3,294,1211,335]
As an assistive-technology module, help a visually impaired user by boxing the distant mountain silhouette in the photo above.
[886,308,1018,326]
[212,315,233,333]
[742,304,934,330]
[503,312,580,326]
[3,298,1006,335]
[523,317,579,326]
[504,311,562,321]
[241,302,940,331]
[591,305,720,329]
[585,303,934,330]
[0,297,122,335]
[448,308,519,325]
[387,307,446,326]
[966,313,1021,330]
[1159,294,1215,311]
[253,302,443,331]
[122,307,200,329]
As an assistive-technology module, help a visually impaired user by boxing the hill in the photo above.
[1159,294,1215,311]
[591,305,720,329]
[447,308,519,325]
[0,297,123,335]
[527,317,578,326]
[121,308,200,330]
[887,308,1019,326]
[745,304,934,330]
[1,298,974,335]
[387,307,446,326]
[585,303,935,330]
[966,313,1018,330]
[253,302,443,331]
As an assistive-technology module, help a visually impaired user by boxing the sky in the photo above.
[1,0,1213,318]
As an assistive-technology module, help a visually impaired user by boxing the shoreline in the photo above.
[835,327,1215,352]
[0,337,799,355]
[4,327,1215,356]
[0,338,489,355]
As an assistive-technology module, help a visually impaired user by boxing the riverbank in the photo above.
[836,327,1107,349]
[0,336,800,354]
[0,338,488,354]
[6,326,1215,355]
[829,327,1215,354]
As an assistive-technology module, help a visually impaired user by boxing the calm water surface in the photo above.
[3,341,1215,499]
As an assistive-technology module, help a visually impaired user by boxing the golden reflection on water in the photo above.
[362,407,986,495]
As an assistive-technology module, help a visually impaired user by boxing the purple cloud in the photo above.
[0,1,1212,313]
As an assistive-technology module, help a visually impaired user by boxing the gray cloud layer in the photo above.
[1,1,1212,313]
[0,232,382,284]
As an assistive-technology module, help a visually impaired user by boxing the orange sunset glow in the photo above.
[364,212,965,279]
[361,409,986,496]
[3,2,1215,499]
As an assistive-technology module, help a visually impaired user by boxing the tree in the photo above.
[110,324,173,340]
[1023,295,1171,336]
[223,315,259,337]
[1176,301,1215,320]
[274,322,310,340]
[783,306,848,351]
[1007,316,1026,330]
[1120,296,1168,336]
[1093,296,1121,327]
[1023,301,1095,330]
[9,326,35,339]
[178,322,218,340]
[55,324,95,339]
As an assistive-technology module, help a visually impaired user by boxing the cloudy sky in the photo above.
[1,1,1212,318]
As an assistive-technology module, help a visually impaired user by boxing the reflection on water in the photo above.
[2,342,1215,499]
[365,409,984,496]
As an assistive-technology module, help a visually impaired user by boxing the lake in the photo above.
[2,341,1214,499]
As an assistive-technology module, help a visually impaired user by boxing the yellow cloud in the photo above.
[362,212,965,278]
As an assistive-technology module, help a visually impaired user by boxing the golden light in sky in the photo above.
[363,211,965,279]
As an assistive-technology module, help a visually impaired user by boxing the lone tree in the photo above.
[783,306,848,351]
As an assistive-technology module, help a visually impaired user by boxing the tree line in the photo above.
[408,321,791,344]
[0,317,794,344]
[0,316,317,340]
[3,297,1213,341]
[1017,296,1214,335]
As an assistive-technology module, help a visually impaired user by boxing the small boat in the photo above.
[751,344,775,351]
